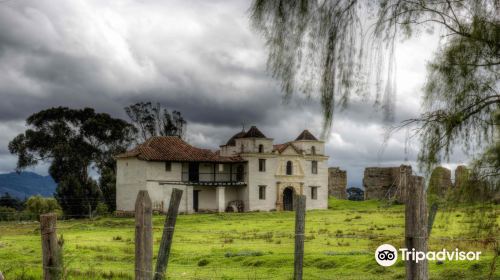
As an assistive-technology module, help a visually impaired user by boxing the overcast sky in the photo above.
[0,0,469,186]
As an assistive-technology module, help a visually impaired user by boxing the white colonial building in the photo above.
[115,126,328,213]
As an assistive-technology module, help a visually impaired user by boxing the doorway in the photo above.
[236,165,244,181]
[193,190,200,212]
[283,187,294,211]
[189,163,199,182]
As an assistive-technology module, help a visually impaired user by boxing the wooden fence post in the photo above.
[135,191,153,280]
[405,176,428,280]
[154,188,183,280]
[294,194,306,280]
[40,213,61,280]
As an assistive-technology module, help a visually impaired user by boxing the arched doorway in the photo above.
[283,187,294,211]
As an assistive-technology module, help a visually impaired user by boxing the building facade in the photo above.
[115,127,328,213]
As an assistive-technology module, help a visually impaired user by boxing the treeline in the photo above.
[7,102,186,218]
[0,193,60,221]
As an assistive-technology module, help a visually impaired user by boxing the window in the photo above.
[236,165,244,181]
[311,146,316,155]
[259,144,264,153]
[286,161,293,175]
[311,161,318,174]
[259,159,266,172]
[259,185,266,200]
[241,144,244,152]
[311,186,318,200]
[218,164,224,172]
[165,162,171,172]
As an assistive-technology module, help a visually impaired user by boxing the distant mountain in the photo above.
[0,172,56,199]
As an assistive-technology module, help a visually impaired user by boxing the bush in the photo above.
[25,195,61,219]
[0,192,24,211]
[95,202,109,216]
[0,206,17,221]
[197,259,209,267]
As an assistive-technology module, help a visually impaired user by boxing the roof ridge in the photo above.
[116,136,244,163]
[295,129,318,141]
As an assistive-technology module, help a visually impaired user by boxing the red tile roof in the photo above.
[116,136,244,163]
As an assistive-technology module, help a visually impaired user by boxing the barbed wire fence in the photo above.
[0,171,498,279]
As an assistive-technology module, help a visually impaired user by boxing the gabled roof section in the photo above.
[226,130,246,146]
[116,136,244,163]
[273,142,302,154]
[295,130,318,141]
[243,126,267,138]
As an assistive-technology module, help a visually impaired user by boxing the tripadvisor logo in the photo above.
[375,244,398,266]
[375,244,482,266]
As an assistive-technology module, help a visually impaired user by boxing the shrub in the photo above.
[25,195,61,219]
[0,192,24,211]
[0,206,17,221]
[95,202,109,216]
[197,259,209,267]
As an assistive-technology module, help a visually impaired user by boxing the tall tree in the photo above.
[250,0,499,177]
[124,102,187,142]
[8,107,136,216]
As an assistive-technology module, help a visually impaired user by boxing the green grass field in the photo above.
[0,198,498,279]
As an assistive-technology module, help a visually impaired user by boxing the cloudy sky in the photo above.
[0,0,468,186]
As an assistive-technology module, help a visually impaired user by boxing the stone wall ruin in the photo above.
[363,165,412,202]
[328,167,347,199]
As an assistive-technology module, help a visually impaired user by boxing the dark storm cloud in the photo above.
[0,0,284,127]
[0,0,467,184]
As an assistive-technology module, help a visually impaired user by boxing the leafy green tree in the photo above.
[99,166,116,212]
[250,0,499,180]
[125,101,187,142]
[25,195,61,218]
[0,192,24,211]
[55,175,100,217]
[8,107,136,217]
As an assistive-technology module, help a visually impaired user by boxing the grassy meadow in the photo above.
[0,198,498,279]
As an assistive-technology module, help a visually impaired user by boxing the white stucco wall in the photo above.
[292,140,326,155]
[246,156,279,211]
[116,159,194,213]
[302,157,329,209]
[116,158,147,212]
[116,137,328,213]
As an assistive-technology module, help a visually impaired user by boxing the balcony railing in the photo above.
[181,172,246,186]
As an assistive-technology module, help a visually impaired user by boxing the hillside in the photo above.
[0,172,56,199]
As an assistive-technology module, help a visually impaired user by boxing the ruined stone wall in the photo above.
[363,165,411,202]
[328,167,347,199]
[428,166,452,197]
[454,165,469,189]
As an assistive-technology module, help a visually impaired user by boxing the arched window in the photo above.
[311,146,316,155]
[286,161,293,175]
[259,144,264,153]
